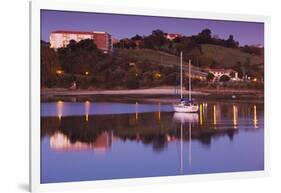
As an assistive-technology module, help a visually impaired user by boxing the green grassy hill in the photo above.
[116,45,263,69]
[115,48,180,66]
[200,44,263,67]
[115,48,207,77]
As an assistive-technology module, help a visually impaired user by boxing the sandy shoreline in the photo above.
[41,87,263,97]
[41,87,209,96]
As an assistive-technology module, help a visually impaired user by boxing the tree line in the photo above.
[114,28,262,56]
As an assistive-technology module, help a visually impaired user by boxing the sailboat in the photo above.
[173,52,199,113]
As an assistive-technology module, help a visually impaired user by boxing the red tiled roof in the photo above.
[209,69,235,73]
[165,33,181,37]
[51,30,94,35]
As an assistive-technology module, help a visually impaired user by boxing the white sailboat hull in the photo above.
[173,104,199,113]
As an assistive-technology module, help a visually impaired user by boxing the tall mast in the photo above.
[189,59,191,101]
[180,51,183,99]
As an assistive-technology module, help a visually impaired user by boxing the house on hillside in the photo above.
[209,69,240,81]
[164,33,181,41]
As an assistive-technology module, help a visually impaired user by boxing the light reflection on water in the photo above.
[41,101,264,183]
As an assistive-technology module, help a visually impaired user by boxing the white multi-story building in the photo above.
[164,33,181,41]
[50,30,112,53]
[209,69,240,81]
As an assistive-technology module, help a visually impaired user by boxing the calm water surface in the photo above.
[40,100,264,183]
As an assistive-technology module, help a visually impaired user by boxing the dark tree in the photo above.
[206,72,215,81]
[57,39,104,75]
[195,29,213,44]
[41,43,60,87]
[225,35,239,48]
[131,34,143,41]
[143,29,168,50]
[219,75,231,82]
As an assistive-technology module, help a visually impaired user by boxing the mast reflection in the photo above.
[172,112,198,174]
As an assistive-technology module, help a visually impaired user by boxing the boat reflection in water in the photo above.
[40,101,264,183]
[172,112,199,124]
[172,112,198,174]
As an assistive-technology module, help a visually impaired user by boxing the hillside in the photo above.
[115,45,264,69]
[200,44,263,67]
[115,48,207,77]
[115,48,180,66]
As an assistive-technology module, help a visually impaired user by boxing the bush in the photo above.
[55,74,75,88]
[76,76,92,89]
[126,78,139,89]
[219,75,230,82]
[206,73,215,81]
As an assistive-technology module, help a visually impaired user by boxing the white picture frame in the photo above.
[30,0,270,192]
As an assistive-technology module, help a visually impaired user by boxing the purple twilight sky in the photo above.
[41,10,264,46]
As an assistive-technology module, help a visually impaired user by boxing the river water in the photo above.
[40,100,264,183]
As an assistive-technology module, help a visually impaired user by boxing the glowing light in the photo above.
[213,105,217,126]
[233,105,237,128]
[155,73,162,79]
[254,105,258,128]
[56,70,63,75]
[253,78,257,82]
[85,71,89,75]
[199,104,203,125]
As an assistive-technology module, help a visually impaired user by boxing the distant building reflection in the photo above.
[50,131,112,152]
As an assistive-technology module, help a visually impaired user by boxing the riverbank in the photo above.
[41,87,208,96]
[41,87,263,103]
[42,87,263,96]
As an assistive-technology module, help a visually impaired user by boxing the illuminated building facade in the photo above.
[50,30,113,53]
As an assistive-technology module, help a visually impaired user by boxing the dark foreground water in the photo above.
[40,100,264,183]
